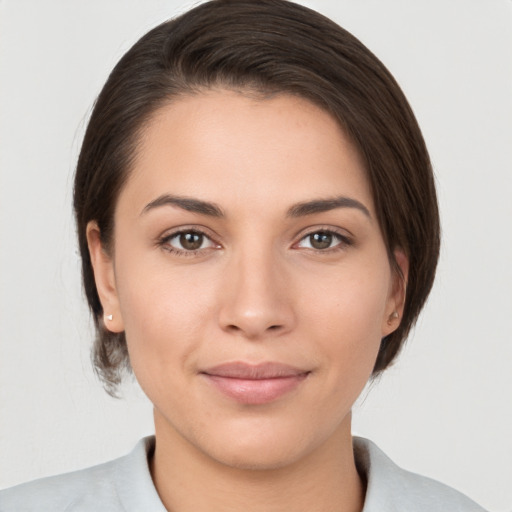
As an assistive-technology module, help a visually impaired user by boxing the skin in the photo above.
[87,90,407,512]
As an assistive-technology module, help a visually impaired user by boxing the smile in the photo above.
[201,362,310,405]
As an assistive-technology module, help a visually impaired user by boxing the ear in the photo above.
[86,221,124,333]
[381,248,409,337]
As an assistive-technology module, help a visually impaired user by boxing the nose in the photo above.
[218,248,296,340]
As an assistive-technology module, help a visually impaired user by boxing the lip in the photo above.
[200,362,310,405]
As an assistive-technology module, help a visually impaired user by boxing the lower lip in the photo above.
[203,374,308,405]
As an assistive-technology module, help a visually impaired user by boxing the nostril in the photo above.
[224,323,283,335]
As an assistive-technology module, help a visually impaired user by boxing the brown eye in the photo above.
[309,232,333,250]
[179,232,204,250]
[164,230,216,253]
[296,230,351,251]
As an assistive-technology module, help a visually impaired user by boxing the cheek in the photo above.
[303,258,389,331]
[113,251,218,385]
[299,259,390,370]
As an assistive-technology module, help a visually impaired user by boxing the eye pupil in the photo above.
[310,232,332,249]
[180,232,203,250]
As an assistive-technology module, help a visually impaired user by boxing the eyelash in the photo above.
[294,228,353,252]
[157,227,353,257]
[157,228,218,257]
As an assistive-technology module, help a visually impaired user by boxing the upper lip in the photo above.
[201,362,309,380]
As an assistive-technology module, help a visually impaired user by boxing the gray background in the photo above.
[0,1,511,510]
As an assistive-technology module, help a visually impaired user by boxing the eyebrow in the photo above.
[141,194,371,219]
[286,196,371,219]
[141,194,224,217]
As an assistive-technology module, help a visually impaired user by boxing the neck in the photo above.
[150,410,365,512]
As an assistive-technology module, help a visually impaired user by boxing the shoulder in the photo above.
[354,437,488,512]
[0,457,120,512]
[0,437,165,512]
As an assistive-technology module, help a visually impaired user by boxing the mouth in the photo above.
[200,362,310,405]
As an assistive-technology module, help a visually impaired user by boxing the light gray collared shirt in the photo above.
[0,436,487,511]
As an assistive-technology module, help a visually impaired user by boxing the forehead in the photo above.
[120,89,373,217]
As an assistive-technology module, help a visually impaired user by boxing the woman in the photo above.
[0,1,490,510]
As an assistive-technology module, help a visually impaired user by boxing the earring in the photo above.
[105,314,113,321]
[387,311,399,325]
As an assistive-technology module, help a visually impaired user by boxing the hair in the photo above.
[74,0,440,396]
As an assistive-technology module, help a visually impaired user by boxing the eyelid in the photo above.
[292,226,354,251]
[157,225,222,255]
[155,224,353,256]
[157,224,220,241]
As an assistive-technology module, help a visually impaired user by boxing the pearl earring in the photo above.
[387,311,399,325]
[105,314,113,321]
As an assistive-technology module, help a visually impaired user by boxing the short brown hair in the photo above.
[74,0,440,395]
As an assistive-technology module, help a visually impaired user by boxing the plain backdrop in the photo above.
[0,1,511,510]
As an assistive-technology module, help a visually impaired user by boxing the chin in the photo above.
[209,440,307,472]
[194,417,329,472]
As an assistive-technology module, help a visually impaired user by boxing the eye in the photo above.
[162,230,217,253]
[296,230,351,251]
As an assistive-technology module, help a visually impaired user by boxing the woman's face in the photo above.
[88,90,405,469]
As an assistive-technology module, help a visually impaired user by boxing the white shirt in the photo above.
[0,436,487,511]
